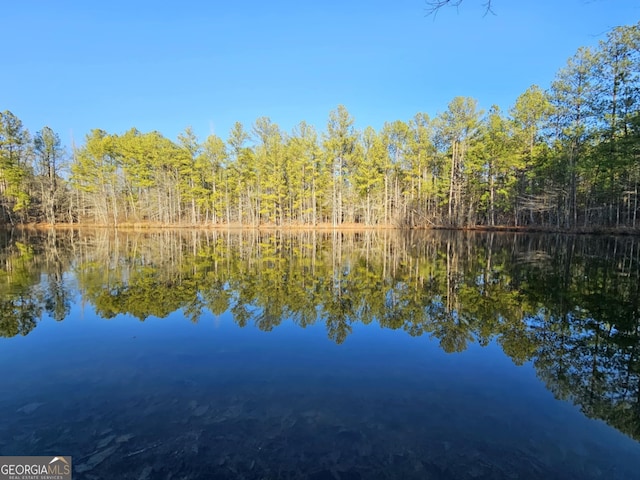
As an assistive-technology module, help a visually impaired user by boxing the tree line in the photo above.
[1,23,639,229]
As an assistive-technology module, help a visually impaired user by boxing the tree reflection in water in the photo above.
[1,228,638,441]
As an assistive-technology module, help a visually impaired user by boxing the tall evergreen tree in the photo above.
[510,85,553,226]
[435,97,482,226]
[324,106,358,226]
[0,111,31,224]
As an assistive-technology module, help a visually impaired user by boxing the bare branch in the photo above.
[425,0,463,16]
[481,0,495,16]
[425,0,494,17]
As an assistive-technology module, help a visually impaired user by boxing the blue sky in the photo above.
[2,0,639,147]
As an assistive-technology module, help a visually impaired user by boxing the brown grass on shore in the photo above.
[12,221,396,232]
[9,221,640,236]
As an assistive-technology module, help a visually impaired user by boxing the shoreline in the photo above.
[5,222,640,236]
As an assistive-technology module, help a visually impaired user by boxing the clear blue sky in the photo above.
[2,0,638,147]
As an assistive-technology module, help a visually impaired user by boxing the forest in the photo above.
[1,23,639,230]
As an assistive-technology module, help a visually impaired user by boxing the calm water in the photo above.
[0,229,639,479]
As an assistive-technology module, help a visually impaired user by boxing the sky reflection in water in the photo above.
[0,230,639,479]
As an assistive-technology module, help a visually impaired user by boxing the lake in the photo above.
[0,229,639,479]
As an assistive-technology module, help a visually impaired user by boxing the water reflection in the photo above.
[1,229,639,448]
